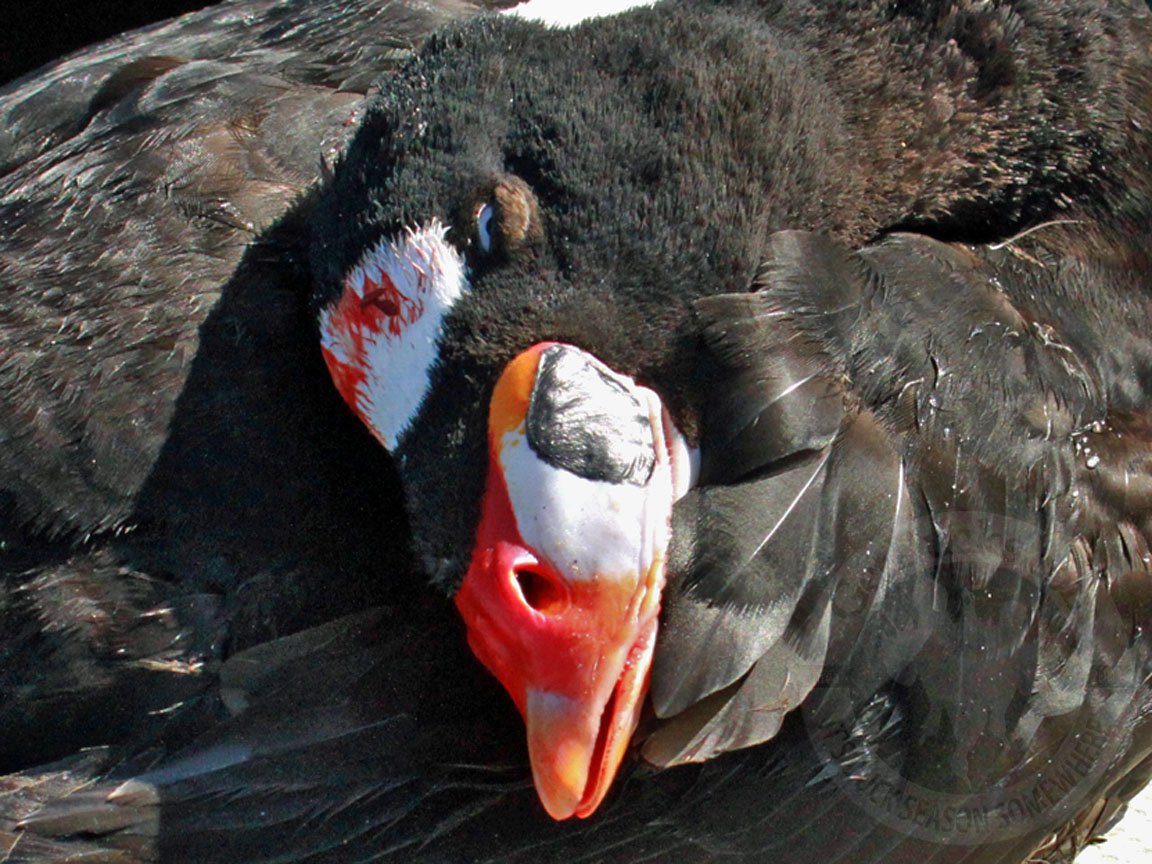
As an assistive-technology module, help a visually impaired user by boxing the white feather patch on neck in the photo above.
[319,220,468,450]
[502,0,656,28]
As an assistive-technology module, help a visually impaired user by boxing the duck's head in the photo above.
[310,10,842,819]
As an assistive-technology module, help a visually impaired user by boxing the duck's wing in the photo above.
[0,0,518,177]
[645,228,1152,852]
[9,598,1145,864]
[0,0,499,541]
[0,0,501,773]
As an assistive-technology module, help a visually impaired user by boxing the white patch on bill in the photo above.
[318,220,468,450]
[499,371,684,584]
[502,0,656,28]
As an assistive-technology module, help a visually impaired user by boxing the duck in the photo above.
[3,1,1152,862]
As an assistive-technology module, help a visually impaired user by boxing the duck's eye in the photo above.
[476,203,495,253]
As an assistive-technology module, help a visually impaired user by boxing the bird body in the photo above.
[2,1,1151,862]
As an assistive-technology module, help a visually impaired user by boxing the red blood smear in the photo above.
[321,345,368,426]
[320,268,427,425]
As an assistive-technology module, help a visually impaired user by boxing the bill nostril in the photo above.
[513,565,569,616]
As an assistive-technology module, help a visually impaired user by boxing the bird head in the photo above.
[310,9,843,819]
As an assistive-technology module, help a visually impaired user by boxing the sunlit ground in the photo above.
[1078,792,1152,863]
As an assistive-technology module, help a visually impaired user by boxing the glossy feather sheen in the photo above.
[0,0,498,779]
[653,227,1152,800]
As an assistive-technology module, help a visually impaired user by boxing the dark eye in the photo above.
[469,178,539,258]
[476,202,495,253]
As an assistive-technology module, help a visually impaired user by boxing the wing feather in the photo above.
[650,229,1152,823]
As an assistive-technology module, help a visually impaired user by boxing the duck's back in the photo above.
[0,0,502,775]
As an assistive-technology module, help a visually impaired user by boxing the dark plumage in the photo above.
[2,1,1152,862]
[0,0,498,781]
